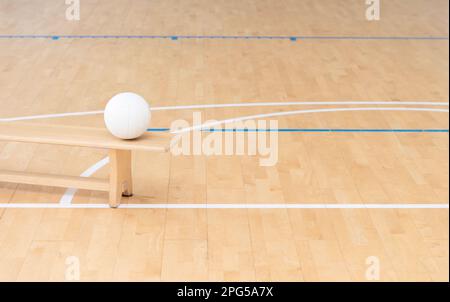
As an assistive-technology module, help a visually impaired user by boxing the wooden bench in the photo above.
[0,122,173,208]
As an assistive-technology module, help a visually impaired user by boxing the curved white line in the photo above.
[172,107,450,134]
[0,110,103,122]
[151,101,450,111]
[59,156,110,204]
[59,106,449,204]
[1,101,448,122]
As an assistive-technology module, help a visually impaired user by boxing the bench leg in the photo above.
[109,149,133,208]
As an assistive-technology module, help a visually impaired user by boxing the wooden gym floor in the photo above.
[0,0,448,281]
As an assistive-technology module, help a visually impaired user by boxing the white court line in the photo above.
[0,110,103,122]
[150,101,450,111]
[171,107,450,134]
[0,203,448,209]
[0,101,448,122]
[59,156,110,204]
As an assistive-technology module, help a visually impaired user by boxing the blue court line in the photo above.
[148,128,171,132]
[0,35,448,41]
[147,128,449,133]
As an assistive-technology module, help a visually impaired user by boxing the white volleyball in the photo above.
[104,92,151,139]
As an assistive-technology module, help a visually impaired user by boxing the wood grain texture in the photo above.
[0,0,448,281]
[0,169,109,191]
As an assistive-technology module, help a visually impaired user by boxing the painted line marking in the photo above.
[150,101,450,111]
[170,107,450,134]
[2,101,448,122]
[60,157,110,205]
[0,35,448,41]
[147,128,450,133]
[0,203,448,209]
[0,110,103,122]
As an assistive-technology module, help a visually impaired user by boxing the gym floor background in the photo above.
[0,0,448,281]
